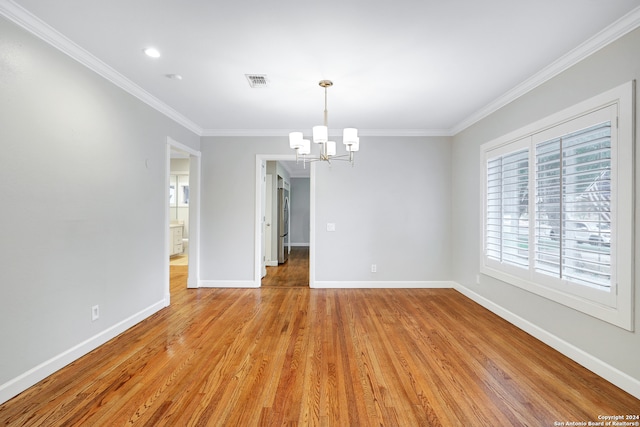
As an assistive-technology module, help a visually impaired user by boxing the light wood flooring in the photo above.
[0,263,638,425]
[170,254,188,266]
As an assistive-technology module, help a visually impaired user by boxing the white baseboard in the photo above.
[266,261,278,267]
[289,243,310,247]
[0,299,166,405]
[312,281,456,289]
[453,282,640,400]
[199,280,259,288]
[196,280,455,289]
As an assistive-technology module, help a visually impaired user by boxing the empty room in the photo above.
[1,0,639,425]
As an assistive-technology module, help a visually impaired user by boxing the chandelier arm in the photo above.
[295,154,355,166]
[325,154,351,160]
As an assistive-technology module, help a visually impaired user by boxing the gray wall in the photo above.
[200,137,285,281]
[200,136,452,285]
[314,136,452,283]
[0,16,199,399]
[451,27,640,382]
[290,178,310,246]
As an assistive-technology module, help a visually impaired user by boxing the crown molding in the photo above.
[201,129,289,137]
[201,128,453,138]
[0,0,203,136]
[3,0,638,139]
[360,129,452,137]
[450,5,640,135]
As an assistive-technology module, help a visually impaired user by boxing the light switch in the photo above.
[327,223,336,232]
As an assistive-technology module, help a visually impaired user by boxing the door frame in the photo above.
[165,137,201,304]
[254,154,315,287]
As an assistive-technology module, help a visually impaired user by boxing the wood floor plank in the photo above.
[1,257,638,426]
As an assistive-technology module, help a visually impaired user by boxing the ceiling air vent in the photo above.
[245,74,268,88]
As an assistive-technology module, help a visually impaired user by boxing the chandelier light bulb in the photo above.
[346,138,360,152]
[312,126,328,144]
[343,128,358,144]
[299,139,311,155]
[289,132,304,149]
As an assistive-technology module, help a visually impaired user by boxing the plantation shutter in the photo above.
[534,122,611,290]
[486,149,529,268]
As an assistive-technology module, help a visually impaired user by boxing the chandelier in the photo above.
[289,80,360,166]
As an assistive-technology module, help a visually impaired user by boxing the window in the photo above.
[486,148,529,269]
[480,81,634,330]
[534,121,611,290]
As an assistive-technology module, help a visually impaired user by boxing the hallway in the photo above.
[262,246,309,287]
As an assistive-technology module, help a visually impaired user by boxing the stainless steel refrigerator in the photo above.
[277,188,289,264]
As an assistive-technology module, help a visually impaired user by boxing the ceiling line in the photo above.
[200,129,453,138]
[449,5,640,135]
[1,0,638,138]
[0,0,203,136]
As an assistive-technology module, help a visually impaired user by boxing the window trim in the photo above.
[480,81,635,331]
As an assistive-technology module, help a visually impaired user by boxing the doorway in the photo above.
[254,155,313,287]
[262,246,310,287]
[165,137,201,305]
[169,156,190,267]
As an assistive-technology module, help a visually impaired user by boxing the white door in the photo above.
[265,174,273,266]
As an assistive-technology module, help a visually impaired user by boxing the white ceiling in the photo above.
[3,0,640,136]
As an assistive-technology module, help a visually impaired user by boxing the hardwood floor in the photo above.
[262,246,309,287]
[1,265,638,426]
[170,254,188,266]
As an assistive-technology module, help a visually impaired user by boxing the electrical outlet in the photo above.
[371,264,377,273]
[92,305,99,321]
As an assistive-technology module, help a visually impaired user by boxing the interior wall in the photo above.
[314,136,452,284]
[451,27,640,384]
[290,178,310,246]
[199,135,452,285]
[200,138,294,282]
[0,16,200,402]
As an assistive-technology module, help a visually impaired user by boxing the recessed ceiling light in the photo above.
[143,47,161,58]
[165,74,183,80]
